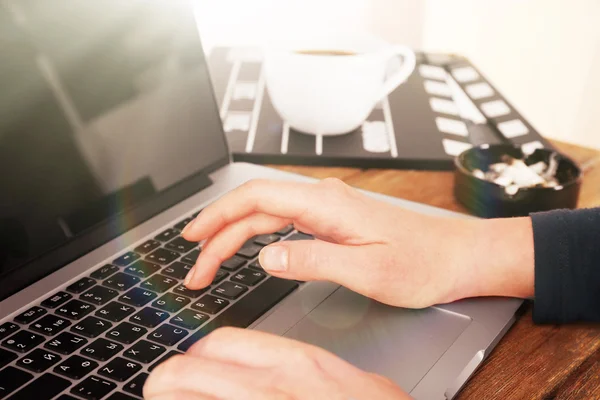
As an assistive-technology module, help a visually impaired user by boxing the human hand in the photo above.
[182,178,534,308]
[144,327,411,400]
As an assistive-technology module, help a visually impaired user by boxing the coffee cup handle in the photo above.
[377,45,416,101]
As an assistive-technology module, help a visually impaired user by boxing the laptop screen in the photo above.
[0,0,229,294]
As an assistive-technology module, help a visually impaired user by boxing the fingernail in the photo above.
[260,246,288,272]
[184,267,196,286]
[181,219,195,235]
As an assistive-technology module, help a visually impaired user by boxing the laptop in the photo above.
[0,1,523,399]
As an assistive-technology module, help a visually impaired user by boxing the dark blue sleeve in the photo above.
[531,208,600,323]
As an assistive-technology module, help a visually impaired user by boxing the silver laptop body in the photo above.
[0,1,522,399]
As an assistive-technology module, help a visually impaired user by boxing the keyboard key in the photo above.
[146,248,180,265]
[17,348,62,372]
[119,288,157,307]
[123,340,165,364]
[57,395,79,400]
[107,393,137,400]
[0,348,17,368]
[191,295,229,314]
[179,277,299,352]
[212,281,248,300]
[134,240,161,255]
[0,322,19,340]
[171,284,207,299]
[165,237,197,253]
[248,259,263,271]
[103,273,140,291]
[148,350,182,372]
[81,338,123,362]
[2,330,45,353]
[155,228,177,242]
[180,249,200,265]
[148,324,188,346]
[275,225,294,235]
[152,293,190,313]
[112,252,140,267]
[287,232,314,241]
[56,300,97,320]
[212,269,229,284]
[173,217,194,231]
[71,376,116,400]
[95,302,135,322]
[54,354,98,379]
[58,300,96,321]
[129,308,169,328]
[170,310,208,330]
[254,234,280,246]
[140,274,177,293]
[71,317,112,338]
[123,373,148,397]
[231,268,266,286]
[98,357,142,382]
[41,292,73,309]
[236,244,263,259]
[30,315,71,336]
[106,323,147,345]
[14,306,46,324]
[0,367,33,398]
[90,264,119,280]
[123,260,161,279]
[9,373,70,400]
[45,332,88,355]
[80,286,118,306]
[66,277,97,294]
[220,256,246,271]
[162,261,192,280]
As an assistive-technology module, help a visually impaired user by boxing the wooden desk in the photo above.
[272,140,600,399]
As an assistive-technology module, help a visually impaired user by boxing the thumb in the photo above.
[258,240,378,292]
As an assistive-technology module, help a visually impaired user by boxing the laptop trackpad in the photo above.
[283,287,471,392]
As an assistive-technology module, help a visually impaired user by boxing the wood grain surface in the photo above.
[271,139,600,399]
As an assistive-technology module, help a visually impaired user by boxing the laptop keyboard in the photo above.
[0,210,303,399]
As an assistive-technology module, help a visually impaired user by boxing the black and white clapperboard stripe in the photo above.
[208,47,553,170]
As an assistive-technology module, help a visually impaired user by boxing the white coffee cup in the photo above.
[264,34,415,136]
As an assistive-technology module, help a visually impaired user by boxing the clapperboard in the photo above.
[208,47,553,170]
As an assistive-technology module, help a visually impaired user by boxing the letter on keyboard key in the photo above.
[17,348,62,372]
[170,309,209,330]
[45,332,88,355]
[98,357,142,382]
[54,354,99,379]
[190,295,229,314]
[146,248,180,265]
[178,277,299,352]
[106,323,147,344]
[103,273,141,291]
[129,308,169,328]
[71,376,117,400]
[30,315,71,336]
[123,340,165,364]
[71,317,112,338]
[135,239,161,254]
[212,281,248,299]
[95,302,135,322]
[119,287,158,307]
[162,261,192,280]
[148,324,188,346]
[152,293,190,313]
[0,367,33,398]
[9,373,70,400]
[81,338,124,361]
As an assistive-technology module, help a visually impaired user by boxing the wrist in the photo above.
[451,216,535,301]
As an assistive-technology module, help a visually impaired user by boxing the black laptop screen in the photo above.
[0,1,229,286]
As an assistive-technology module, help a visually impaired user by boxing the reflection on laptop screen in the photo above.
[0,0,228,279]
